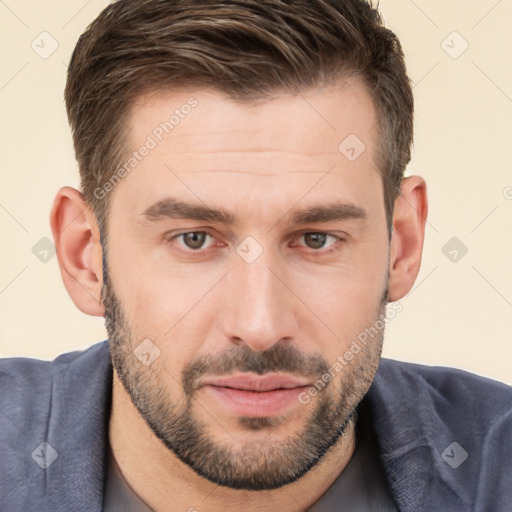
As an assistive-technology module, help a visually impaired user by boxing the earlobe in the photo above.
[50,187,105,317]
[387,176,428,302]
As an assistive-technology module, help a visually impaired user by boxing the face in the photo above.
[103,80,390,490]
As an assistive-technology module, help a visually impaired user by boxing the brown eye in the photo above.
[303,233,329,249]
[180,232,209,250]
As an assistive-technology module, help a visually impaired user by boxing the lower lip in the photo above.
[204,385,309,417]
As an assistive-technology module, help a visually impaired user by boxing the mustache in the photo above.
[181,343,329,395]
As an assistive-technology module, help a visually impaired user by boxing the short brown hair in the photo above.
[65,0,413,235]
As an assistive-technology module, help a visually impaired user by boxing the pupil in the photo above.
[305,233,326,249]
[184,232,206,249]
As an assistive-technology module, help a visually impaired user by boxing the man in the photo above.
[1,0,511,510]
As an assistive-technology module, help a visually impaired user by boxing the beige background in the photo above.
[0,0,511,384]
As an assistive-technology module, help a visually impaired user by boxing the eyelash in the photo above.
[166,231,345,255]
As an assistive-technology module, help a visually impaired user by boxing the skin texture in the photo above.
[50,78,427,511]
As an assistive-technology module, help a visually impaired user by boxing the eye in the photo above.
[298,232,341,250]
[173,231,215,250]
[167,230,343,254]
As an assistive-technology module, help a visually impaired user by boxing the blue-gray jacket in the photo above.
[1,341,511,511]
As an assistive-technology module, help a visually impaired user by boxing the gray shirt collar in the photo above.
[103,402,396,511]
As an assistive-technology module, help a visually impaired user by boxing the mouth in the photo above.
[199,374,312,418]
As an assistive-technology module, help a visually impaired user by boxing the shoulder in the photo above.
[377,357,511,398]
[0,341,111,511]
[376,358,512,420]
[373,358,512,451]
[0,340,111,444]
[368,359,512,510]
[0,340,110,404]
[0,340,111,432]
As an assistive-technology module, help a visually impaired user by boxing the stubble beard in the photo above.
[103,262,386,490]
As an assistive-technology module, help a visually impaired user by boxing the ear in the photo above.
[50,186,105,316]
[387,176,428,302]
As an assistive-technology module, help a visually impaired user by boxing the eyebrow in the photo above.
[141,197,366,226]
[143,198,236,224]
[289,203,366,225]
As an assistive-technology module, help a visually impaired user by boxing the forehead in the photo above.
[128,79,377,162]
[111,80,382,223]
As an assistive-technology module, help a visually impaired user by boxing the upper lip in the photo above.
[200,374,311,392]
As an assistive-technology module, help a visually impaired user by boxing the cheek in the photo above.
[115,259,225,364]
[297,244,388,352]
[108,222,200,321]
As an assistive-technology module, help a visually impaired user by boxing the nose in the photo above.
[221,249,299,352]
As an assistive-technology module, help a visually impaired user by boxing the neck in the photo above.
[108,373,357,512]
